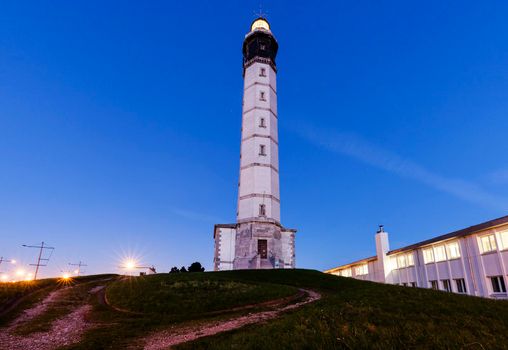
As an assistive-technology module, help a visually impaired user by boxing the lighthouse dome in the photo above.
[250,18,270,32]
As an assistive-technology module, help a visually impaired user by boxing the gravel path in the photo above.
[142,289,321,350]
[0,283,107,350]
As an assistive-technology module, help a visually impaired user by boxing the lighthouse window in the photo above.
[259,204,266,216]
[259,145,266,156]
[260,91,266,101]
[259,118,266,127]
[259,68,266,77]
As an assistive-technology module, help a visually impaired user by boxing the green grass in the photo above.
[5,270,508,349]
[175,269,508,350]
[106,272,297,316]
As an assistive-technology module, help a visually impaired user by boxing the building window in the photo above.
[430,280,438,290]
[479,234,497,253]
[411,282,417,287]
[407,253,415,266]
[490,276,507,293]
[259,117,266,127]
[259,67,266,77]
[423,248,435,264]
[402,282,408,287]
[259,144,266,156]
[397,255,406,268]
[260,91,266,101]
[442,279,452,292]
[340,268,352,277]
[498,230,508,250]
[259,204,266,216]
[455,279,467,294]
[355,264,368,276]
[434,245,447,262]
[258,239,268,259]
[447,241,461,259]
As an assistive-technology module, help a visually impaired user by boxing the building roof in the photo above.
[387,214,508,255]
[324,255,377,273]
[324,214,508,273]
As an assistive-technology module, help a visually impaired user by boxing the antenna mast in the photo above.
[69,261,87,276]
[22,242,55,280]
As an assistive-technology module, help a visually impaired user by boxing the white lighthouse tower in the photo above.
[213,18,296,271]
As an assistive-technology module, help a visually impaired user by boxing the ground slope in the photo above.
[1,270,508,349]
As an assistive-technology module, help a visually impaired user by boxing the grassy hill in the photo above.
[2,269,508,349]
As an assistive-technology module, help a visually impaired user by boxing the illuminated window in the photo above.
[434,245,447,262]
[259,204,266,216]
[260,68,266,77]
[259,118,266,127]
[499,230,508,250]
[423,248,435,264]
[341,268,352,277]
[442,279,452,292]
[407,253,415,266]
[397,255,406,268]
[455,279,467,293]
[259,144,266,156]
[260,91,266,101]
[447,242,461,259]
[355,264,368,276]
[479,234,497,253]
[490,276,506,293]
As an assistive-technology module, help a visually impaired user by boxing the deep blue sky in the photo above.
[1,1,508,278]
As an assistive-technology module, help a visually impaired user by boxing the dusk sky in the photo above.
[1,1,508,278]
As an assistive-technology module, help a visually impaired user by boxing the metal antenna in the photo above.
[69,261,87,276]
[254,3,268,18]
[22,242,55,280]
[0,257,16,266]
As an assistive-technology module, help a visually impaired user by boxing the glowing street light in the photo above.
[123,259,137,270]
[15,269,25,277]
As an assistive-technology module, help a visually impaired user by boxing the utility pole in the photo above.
[22,242,55,280]
[69,261,87,276]
[0,257,16,266]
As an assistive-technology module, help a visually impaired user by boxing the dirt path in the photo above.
[142,289,321,350]
[0,282,108,350]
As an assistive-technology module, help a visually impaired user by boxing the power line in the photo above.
[69,261,87,276]
[22,242,55,280]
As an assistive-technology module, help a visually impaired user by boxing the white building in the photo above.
[325,216,508,299]
[213,18,296,271]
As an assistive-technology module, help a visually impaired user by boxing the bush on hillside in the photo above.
[188,262,205,272]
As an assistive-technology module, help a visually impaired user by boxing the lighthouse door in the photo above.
[258,239,268,259]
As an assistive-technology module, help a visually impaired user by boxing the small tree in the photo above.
[188,262,205,272]
[169,266,179,274]
[180,266,187,273]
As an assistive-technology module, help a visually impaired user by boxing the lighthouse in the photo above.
[213,18,296,271]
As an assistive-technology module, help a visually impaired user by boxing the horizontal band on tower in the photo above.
[242,106,277,118]
[240,162,279,172]
[242,134,278,145]
[243,57,277,75]
[244,82,277,95]
[239,193,280,203]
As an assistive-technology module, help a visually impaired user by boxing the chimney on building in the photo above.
[375,225,392,283]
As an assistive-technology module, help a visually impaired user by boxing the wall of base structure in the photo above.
[214,223,295,271]
[326,220,508,299]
